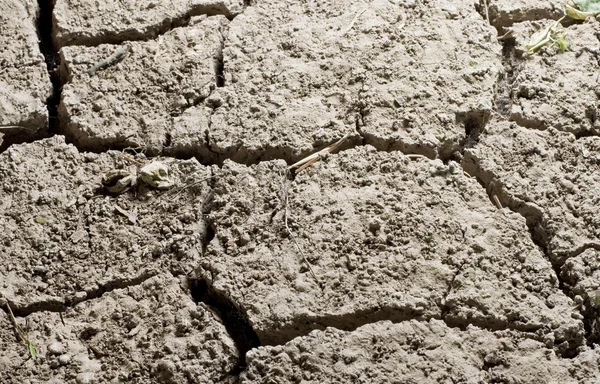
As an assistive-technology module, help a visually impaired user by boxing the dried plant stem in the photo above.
[290,134,350,172]
[2,302,36,359]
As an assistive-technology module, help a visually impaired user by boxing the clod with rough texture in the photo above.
[202,146,582,352]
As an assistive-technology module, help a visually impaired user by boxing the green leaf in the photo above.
[573,0,600,13]
[28,342,37,360]
[565,4,596,19]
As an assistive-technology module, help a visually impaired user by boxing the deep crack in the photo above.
[190,276,260,374]
[37,0,61,137]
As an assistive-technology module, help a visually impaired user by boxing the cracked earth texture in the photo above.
[1,0,600,383]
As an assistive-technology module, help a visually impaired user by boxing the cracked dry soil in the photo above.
[1,0,600,383]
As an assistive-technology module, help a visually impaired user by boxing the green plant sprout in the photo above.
[525,16,568,55]
[525,0,600,55]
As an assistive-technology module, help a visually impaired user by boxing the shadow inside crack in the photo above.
[189,277,260,373]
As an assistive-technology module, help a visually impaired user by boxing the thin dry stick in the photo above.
[343,8,368,35]
[290,134,350,172]
[482,0,490,24]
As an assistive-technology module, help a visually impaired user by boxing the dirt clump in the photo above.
[209,0,501,162]
[241,319,600,383]
[0,273,238,384]
[58,16,227,156]
[508,20,600,135]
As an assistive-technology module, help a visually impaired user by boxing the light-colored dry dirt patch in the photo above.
[483,0,564,28]
[509,21,600,135]
[209,0,501,162]
[463,120,600,263]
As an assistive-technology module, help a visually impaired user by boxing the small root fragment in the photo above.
[87,45,131,76]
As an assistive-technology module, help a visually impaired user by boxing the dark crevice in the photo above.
[457,110,490,153]
[163,132,172,147]
[260,308,440,347]
[37,0,62,137]
[4,271,156,318]
[574,130,600,140]
[215,37,225,87]
[190,277,260,374]
[495,36,519,118]
[0,0,62,152]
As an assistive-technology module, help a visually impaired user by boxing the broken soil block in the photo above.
[0,0,53,146]
[509,21,600,136]
[53,0,244,46]
[58,15,226,155]
[0,136,211,312]
[483,0,564,29]
[241,320,600,383]
[201,146,583,352]
[208,0,501,162]
[0,273,239,384]
[463,120,600,264]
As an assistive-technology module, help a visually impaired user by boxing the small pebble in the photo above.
[48,342,65,355]
[58,354,71,365]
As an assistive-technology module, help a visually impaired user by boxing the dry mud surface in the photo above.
[1,0,600,383]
